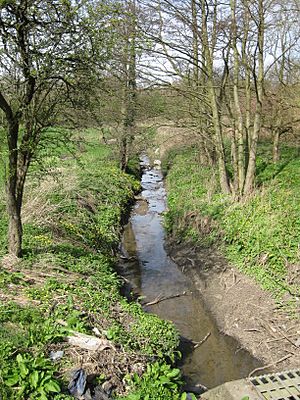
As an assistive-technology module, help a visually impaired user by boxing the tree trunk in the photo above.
[191,0,207,165]
[208,78,231,194]
[231,127,239,194]
[191,0,199,85]
[244,70,251,174]
[120,136,129,171]
[201,0,230,194]
[6,118,23,257]
[120,0,137,171]
[230,0,245,194]
[244,0,264,194]
[7,195,23,257]
[241,0,251,179]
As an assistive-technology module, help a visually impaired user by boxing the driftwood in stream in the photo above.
[193,332,211,349]
[143,291,188,306]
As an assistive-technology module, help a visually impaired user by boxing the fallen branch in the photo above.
[143,291,187,306]
[248,354,293,377]
[194,332,211,349]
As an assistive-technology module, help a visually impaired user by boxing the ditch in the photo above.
[119,155,263,391]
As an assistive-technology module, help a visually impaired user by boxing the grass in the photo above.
[0,127,181,399]
[164,142,300,313]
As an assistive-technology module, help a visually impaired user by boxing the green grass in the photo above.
[0,127,180,399]
[164,143,300,312]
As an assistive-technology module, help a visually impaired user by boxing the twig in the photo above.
[226,278,241,292]
[187,257,195,267]
[287,324,299,333]
[248,354,293,377]
[143,291,187,306]
[266,334,299,344]
[144,294,163,306]
[276,327,298,348]
[194,332,211,349]
[283,348,298,356]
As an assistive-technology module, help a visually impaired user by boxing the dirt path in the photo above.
[167,239,300,374]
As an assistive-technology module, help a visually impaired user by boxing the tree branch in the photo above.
[0,91,13,120]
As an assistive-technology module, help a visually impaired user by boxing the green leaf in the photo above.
[44,380,61,393]
[29,370,39,389]
[181,393,187,400]
[19,361,29,378]
[159,376,171,384]
[5,374,19,386]
[16,354,23,363]
[40,391,48,400]
[166,368,180,378]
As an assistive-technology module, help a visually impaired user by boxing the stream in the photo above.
[120,155,262,390]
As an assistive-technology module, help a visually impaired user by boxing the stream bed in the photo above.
[120,156,262,390]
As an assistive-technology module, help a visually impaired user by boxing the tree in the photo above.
[119,0,138,171]
[143,0,300,196]
[0,0,90,256]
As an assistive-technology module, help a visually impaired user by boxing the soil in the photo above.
[167,239,300,375]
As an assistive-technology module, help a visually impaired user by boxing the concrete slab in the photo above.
[200,379,261,400]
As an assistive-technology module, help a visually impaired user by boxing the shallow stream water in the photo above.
[120,156,261,389]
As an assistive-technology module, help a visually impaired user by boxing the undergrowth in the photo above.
[164,143,300,312]
[0,128,180,399]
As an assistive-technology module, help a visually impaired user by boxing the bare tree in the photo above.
[120,0,138,171]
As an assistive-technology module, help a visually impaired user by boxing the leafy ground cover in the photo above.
[0,128,181,399]
[164,142,300,313]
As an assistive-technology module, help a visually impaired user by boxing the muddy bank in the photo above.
[167,239,300,373]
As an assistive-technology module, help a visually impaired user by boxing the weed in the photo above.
[2,353,60,400]
[120,362,182,400]
[164,143,300,309]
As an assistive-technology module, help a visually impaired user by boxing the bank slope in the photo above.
[0,129,181,400]
[164,145,300,313]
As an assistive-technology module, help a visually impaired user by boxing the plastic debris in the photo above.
[68,368,87,398]
[67,332,112,351]
[92,385,111,400]
[49,350,64,361]
[92,327,101,337]
[84,386,110,400]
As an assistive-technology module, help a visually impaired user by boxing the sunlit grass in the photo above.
[164,142,300,309]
